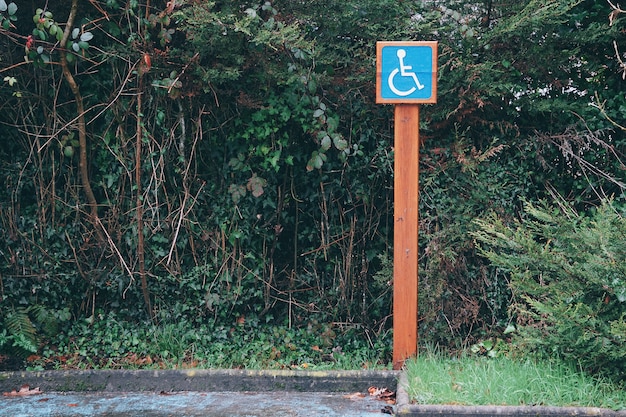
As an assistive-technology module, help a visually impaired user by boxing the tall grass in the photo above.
[404,351,626,410]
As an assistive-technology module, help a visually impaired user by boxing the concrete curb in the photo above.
[0,369,399,393]
[395,373,626,417]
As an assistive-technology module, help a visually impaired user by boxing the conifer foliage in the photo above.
[473,201,626,382]
[0,1,624,375]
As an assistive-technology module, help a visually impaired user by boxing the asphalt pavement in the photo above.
[2,369,625,417]
[0,369,397,417]
[1,390,391,417]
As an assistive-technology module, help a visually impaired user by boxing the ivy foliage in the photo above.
[0,0,624,373]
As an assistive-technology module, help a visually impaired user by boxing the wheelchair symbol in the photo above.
[388,49,425,96]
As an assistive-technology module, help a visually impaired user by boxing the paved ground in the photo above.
[1,390,392,417]
[0,369,396,417]
[3,369,625,417]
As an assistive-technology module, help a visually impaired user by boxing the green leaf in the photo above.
[326,116,339,132]
[8,2,16,15]
[34,28,47,41]
[332,134,348,151]
[12,332,38,353]
[80,32,93,42]
[72,27,80,39]
[78,41,90,50]
[320,135,331,151]
[72,42,80,52]
[0,0,7,12]
[306,151,326,171]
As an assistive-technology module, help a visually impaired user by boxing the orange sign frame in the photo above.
[376,41,438,104]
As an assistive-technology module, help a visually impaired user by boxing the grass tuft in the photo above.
[404,350,626,410]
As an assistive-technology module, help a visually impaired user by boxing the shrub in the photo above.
[472,199,626,383]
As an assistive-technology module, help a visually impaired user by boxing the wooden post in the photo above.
[392,104,420,370]
[376,40,436,370]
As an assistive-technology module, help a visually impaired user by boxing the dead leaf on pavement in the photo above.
[368,386,396,404]
[343,392,366,400]
[3,384,43,397]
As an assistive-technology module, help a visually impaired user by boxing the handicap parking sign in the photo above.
[376,41,437,104]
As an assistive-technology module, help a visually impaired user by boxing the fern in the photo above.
[28,304,60,337]
[0,305,69,357]
[4,308,38,356]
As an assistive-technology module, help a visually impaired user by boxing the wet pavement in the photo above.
[0,369,397,417]
[1,390,391,416]
[4,369,624,417]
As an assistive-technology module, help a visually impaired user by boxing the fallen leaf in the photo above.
[67,404,78,407]
[379,389,396,399]
[182,360,198,369]
[343,392,366,400]
[3,385,43,397]
[368,386,396,404]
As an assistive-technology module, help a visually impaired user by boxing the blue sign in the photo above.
[376,42,437,104]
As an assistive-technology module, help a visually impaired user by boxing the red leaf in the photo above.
[3,385,43,397]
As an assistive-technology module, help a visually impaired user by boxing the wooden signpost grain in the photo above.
[376,41,437,369]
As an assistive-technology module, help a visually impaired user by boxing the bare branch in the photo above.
[607,0,626,26]
[612,40,626,79]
